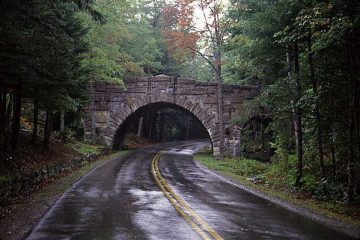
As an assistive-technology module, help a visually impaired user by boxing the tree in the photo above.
[197,0,228,155]
[225,0,360,203]
[0,0,97,150]
[162,0,228,154]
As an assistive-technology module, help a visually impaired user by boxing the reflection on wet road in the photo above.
[27,140,354,239]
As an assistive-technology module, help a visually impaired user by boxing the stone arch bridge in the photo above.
[83,75,258,156]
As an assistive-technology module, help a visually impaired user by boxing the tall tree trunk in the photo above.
[215,49,224,155]
[91,111,97,144]
[308,32,325,177]
[0,85,6,148]
[159,113,165,142]
[3,92,13,150]
[148,112,155,139]
[354,30,360,205]
[43,109,53,149]
[137,117,143,137]
[260,119,265,150]
[346,29,359,205]
[162,113,168,142]
[152,112,159,141]
[293,42,303,187]
[347,102,355,205]
[233,126,242,157]
[185,115,190,140]
[89,81,97,144]
[60,110,65,132]
[143,113,150,138]
[10,80,22,152]
[286,49,292,77]
[329,127,337,177]
[32,95,39,144]
[155,111,161,141]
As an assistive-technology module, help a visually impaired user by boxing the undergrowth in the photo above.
[195,153,360,226]
[68,141,103,155]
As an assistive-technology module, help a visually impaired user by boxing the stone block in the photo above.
[213,147,220,155]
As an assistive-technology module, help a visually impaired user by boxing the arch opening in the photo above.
[112,102,213,151]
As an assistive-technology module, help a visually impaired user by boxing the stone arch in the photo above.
[83,75,259,156]
[91,92,219,154]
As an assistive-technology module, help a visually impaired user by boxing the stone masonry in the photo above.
[83,75,258,156]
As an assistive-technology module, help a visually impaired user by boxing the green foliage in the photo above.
[265,158,295,187]
[79,0,166,78]
[80,47,124,84]
[0,1,92,120]
[176,55,214,81]
[196,153,360,224]
[231,99,261,126]
[53,129,77,144]
[196,153,268,177]
[69,141,102,155]
[225,0,360,203]
[197,152,347,203]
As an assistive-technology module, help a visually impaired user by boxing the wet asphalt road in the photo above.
[27,140,354,240]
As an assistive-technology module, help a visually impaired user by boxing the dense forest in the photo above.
[225,0,360,205]
[0,0,359,206]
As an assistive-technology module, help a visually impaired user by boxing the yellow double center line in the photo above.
[150,153,223,240]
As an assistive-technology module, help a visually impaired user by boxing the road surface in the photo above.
[27,140,354,239]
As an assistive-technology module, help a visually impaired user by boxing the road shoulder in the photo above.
[193,155,360,239]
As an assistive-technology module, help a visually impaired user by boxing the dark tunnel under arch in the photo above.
[112,102,213,151]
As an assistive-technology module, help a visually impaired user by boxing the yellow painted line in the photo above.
[151,153,223,240]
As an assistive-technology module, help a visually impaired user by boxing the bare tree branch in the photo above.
[195,49,216,72]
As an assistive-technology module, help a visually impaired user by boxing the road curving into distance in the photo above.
[26,140,355,240]
[151,152,223,240]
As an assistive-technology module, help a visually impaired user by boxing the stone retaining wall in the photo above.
[0,148,111,206]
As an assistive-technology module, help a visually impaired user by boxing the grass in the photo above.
[68,141,104,155]
[195,153,360,228]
